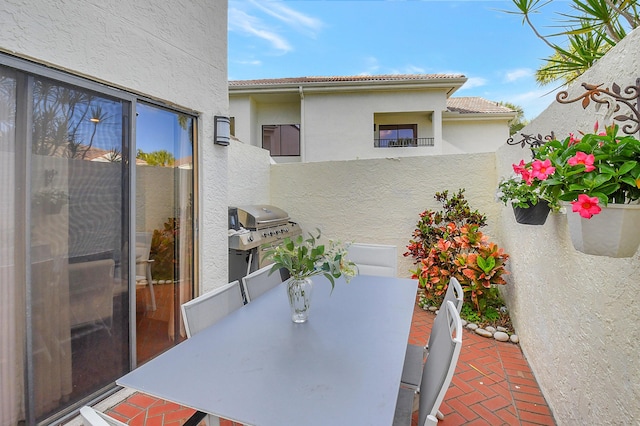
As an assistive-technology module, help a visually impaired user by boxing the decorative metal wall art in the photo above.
[556,79,640,136]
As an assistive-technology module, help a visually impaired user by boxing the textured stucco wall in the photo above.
[228,140,271,207]
[302,90,447,162]
[443,118,512,154]
[269,153,500,279]
[495,27,640,425]
[1,0,230,292]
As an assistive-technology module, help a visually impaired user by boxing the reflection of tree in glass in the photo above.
[136,149,175,167]
[0,73,17,142]
[31,79,120,159]
[67,105,111,159]
[32,80,91,156]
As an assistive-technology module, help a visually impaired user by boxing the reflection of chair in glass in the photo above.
[80,406,127,426]
[68,258,116,331]
[393,300,463,426]
[136,232,156,312]
[241,264,285,303]
[180,280,244,338]
[401,277,464,392]
[346,243,397,277]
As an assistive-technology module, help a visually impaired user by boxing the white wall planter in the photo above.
[566,203,640,257]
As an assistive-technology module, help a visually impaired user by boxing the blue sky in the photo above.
[228,0,576,120]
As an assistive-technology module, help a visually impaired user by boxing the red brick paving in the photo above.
[102,303,556,425]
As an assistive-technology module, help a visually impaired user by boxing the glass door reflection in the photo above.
[135,103,194,364]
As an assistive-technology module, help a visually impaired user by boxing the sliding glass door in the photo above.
[134,103,194,363]
[0,56,196,426]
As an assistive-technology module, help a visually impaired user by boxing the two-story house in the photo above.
[229,74,516,163]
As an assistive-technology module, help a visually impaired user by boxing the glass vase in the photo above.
[287,277,313,323]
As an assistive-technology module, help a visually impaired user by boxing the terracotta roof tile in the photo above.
[446,97,515,114]
[229,73,465,86]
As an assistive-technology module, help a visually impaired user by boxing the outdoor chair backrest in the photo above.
[135,232,152,278]
[418,300,463,426]
[426,277,464,349]
[346,243,397,277]
[80,406,128,426]
[181,280,244,338]
[242,264,285,303]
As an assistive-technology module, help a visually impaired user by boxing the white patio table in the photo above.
[117,274,417,426]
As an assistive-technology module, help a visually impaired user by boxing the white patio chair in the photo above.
[346,243,397,277]
[180,280,244,338]
[79,406,127,426]
[242,264,285,303]
[401,277,463,391]
[135,232,156,311]
[393,300,463,426]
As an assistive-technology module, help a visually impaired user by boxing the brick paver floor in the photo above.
[102,303,556,426]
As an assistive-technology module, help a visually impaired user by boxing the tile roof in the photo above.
[446,97,515,114]
[229,73,466,86]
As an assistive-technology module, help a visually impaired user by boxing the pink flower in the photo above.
[571,194,602,219]
[569,133,580,145]
[531,159,555,180]
[593,121,599,133]
[512,160,533,185]
[512,160,527,175]
[567,151,596,172]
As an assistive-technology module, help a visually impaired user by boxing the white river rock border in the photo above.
[425,305,519,344]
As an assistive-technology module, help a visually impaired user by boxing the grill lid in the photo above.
[235,205,290,229]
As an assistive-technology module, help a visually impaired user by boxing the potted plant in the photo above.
[496,172,551,225]
[33,188,69,214]
[529,123,640,256]
[265,230,357,323]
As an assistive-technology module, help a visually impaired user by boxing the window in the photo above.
[377,124,417,147]
[262,124,300,156]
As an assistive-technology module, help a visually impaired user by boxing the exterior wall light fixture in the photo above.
[214,115,231,146]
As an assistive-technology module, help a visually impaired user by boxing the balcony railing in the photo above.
[374,138,434,148]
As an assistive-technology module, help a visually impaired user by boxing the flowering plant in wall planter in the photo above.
[532,123,640,217]
[523,123,640,257]
[497,172,551,225]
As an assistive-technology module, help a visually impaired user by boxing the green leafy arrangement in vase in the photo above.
[265,230,358,291]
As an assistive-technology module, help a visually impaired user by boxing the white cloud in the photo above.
[249,0,324,36]
[502,87,560,120]
[388,65,427,75]
[357,56,381,76]
[504,68,533,83]
[229,8,292,53]
[459,77,488,90]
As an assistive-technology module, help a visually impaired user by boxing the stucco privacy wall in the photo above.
[1,0,230,291]
[269,153,499,278]
[495,27,640,424]
[228,140,272,207]
[442,118,511,154]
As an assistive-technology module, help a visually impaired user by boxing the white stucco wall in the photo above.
[1,0,230,292]
[269,153,499,278]
[495,27,640,425]
[442,117,513,154]
[228,139,271,207]
[302,90,447,162]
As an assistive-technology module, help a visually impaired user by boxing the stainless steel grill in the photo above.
[228,205,302,284]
